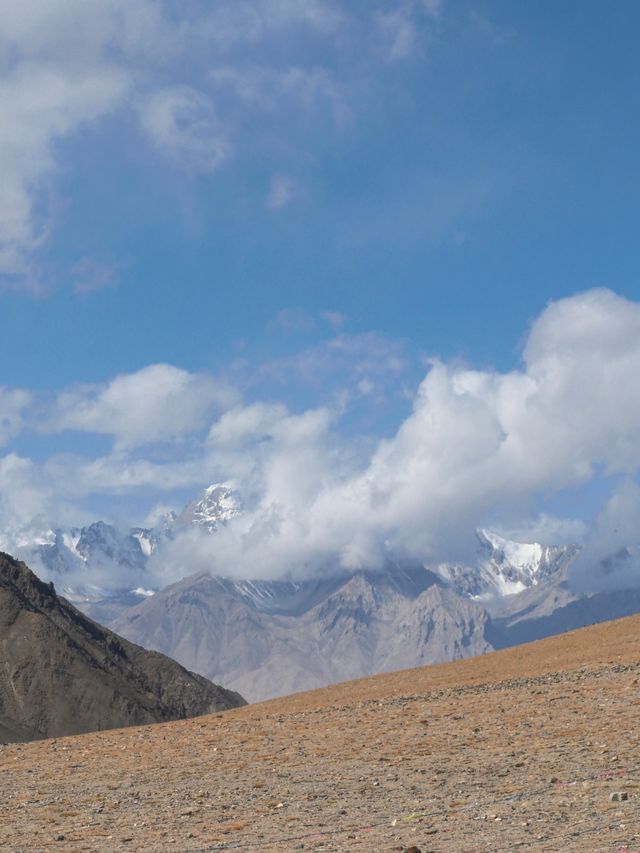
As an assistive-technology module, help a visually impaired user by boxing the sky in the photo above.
[1,1,640,582]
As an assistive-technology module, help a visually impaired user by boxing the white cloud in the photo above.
[257,331,410,389]
[375,0,441,61]
[52,364,239,449]
[421,0,442,18]
[162,288,640,580]
[495,514,588,548]
[72,258,118,295]
[0,0,176,280]
[200,0,344,44]
[3,288,640,588]
[0,0,350,284]
[210,64,343,113]
[269,307,315,333]
[139,86,230,174]
[0,453,52,530]
[376,7,418,60]
[0,388,32,446]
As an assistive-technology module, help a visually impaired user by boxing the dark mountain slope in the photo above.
[0,552,245,742]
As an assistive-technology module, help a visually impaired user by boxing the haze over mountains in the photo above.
[3,483,640,701]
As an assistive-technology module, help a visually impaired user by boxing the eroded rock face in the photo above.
[0,552,245,743]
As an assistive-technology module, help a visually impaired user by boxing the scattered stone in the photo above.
[610,792,629,802]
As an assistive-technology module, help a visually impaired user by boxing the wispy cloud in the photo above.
[0,0,347,288]
[139,86,230,174]
[0,1,454,290]
[267,174,297,210]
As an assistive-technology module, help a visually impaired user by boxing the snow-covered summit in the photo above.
[175,483,241,533]
[0,485,582,609]
[0,484,243,594]
[434,529,579,599]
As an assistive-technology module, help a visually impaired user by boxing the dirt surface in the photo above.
[3,613,640,851]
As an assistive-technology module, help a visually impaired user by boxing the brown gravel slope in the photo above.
[3,613,640,851]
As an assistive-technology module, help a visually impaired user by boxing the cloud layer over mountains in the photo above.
[2,288,640,585]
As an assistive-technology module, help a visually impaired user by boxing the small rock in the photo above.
[404,847,422,853]
[610,792,628,802]
[54,835,65,842]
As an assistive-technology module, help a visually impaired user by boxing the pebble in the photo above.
[610,792,629,802]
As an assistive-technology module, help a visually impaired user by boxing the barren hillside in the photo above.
[0,553,245,742]
[3,613,640,851]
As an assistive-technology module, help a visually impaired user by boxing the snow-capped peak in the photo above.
[477,529,544,573]
[434,529,578,600]
[175,483,242,533]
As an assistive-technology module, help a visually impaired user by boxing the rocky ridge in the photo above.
[0,552,245,743]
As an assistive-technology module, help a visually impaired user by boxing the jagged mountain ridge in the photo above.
[0,552,245,743]
[0,484,242,606]
[110,553,640,703]
[111,567,492,702]
[0,483,573,609]
[4,483,639,705]
[434,529,579,599]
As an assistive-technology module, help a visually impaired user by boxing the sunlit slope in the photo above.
[2,611,640,851]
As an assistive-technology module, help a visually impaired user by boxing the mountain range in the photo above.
[3,483,640,702]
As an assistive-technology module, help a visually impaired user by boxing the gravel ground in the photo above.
[2,614,640,852]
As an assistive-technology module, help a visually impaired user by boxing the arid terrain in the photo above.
[3,614,640,851]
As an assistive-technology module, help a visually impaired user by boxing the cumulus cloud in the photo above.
[52,364,239,449]
[0,454,45,527]
[3,289,640,590]
[154,289,640,582]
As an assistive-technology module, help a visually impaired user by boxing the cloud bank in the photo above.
[2,289,638,586]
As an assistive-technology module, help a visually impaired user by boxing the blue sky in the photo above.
[1,1,640,575]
